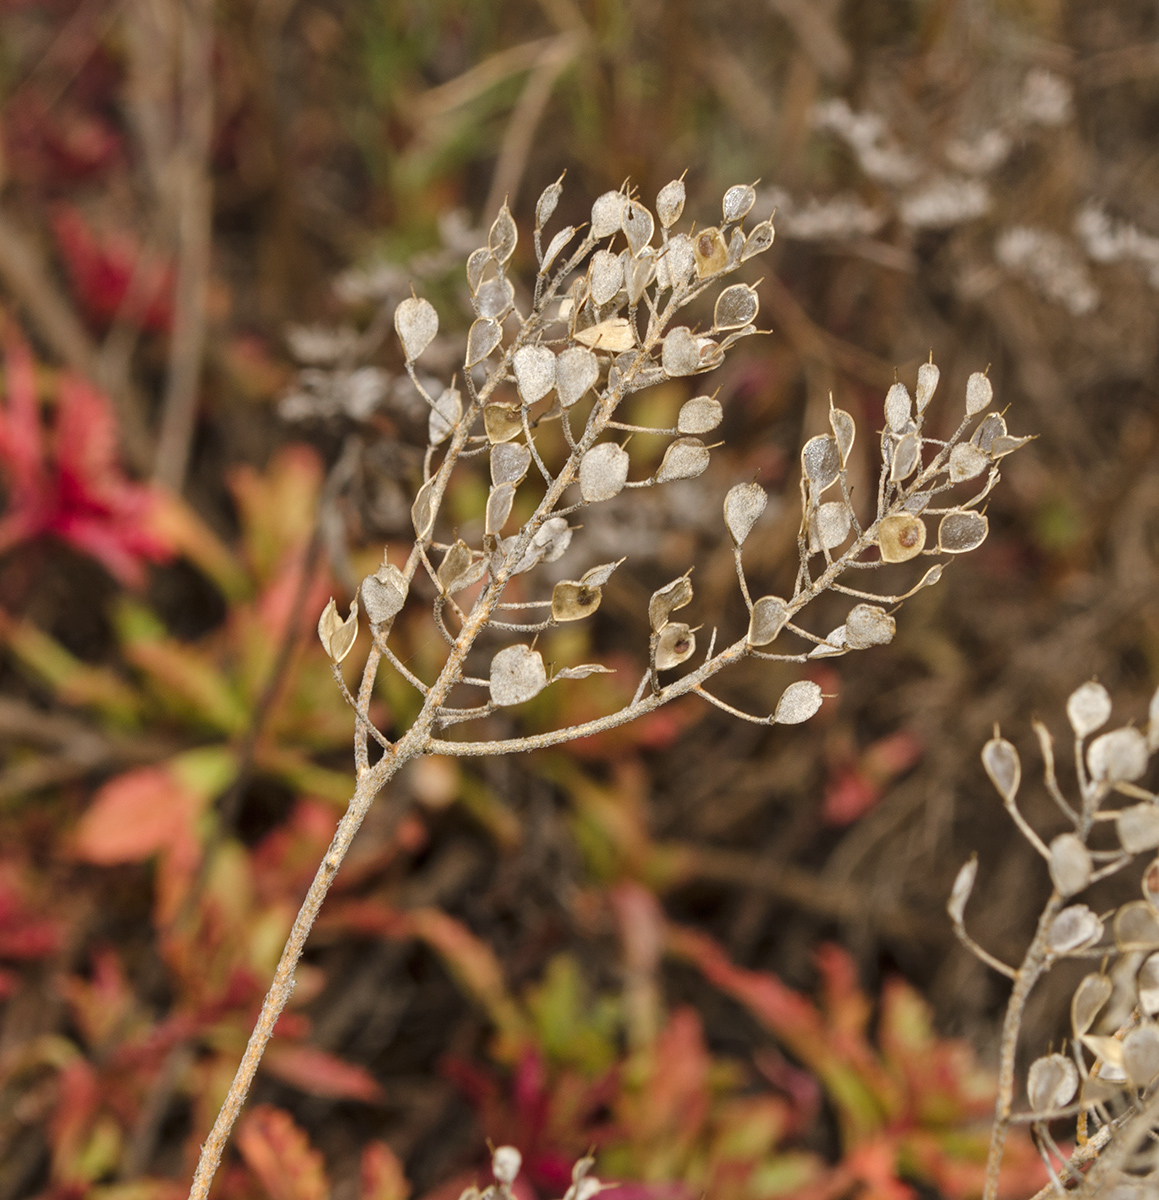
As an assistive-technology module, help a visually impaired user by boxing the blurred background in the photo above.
[1,1,1159,1198]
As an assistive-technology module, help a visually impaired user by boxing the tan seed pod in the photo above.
[877,513,927,562]
[554,663,614,681]
[437,540,485,594]
[722,183,756,224]
[649,575,693,633]
[845,604,895,649]
[1117,804,1159,853]
[678,396,722,435]
[1089,727,1149,784]
[990,434,1032,459]
[411,479,438,540]
[317,597,359,664]
[489,644,547,707]
[801,435,840,493]
[621,200,654,256]
[884,382,911,433]
[582,559,625,587]
[1049,832,1092,897]
[591,191,627,239]
[466,318,503,366]
[1049,905,1103,953]
[551,581,602,622]
[654,622,696,670]
[1139,954,1159,1015]
[555,347,599,408]
[1027,1054,1078,1113]
[361,563,408,625]
[466,248,491,295]
[579,442,630,502]
[693,227,728,278]
[488,204,517,264]
[492,1146,522,1186]
[713,284,759,331]
[1143,858,1159,907]
[626,251,655,305]
[948,442,988,483]
[982,734,1020,804]
[589,249,623,306]
[829,404,855,466]
[741,220,775,261]
[774,680,823,724]
[656,179,685,228]
[513,345,556,404]
[965,371,992,416]
[484,403,523,444]
[809,501,851,552]
[1067,681,1112,737]
[658,233,695,290]
[491,442,532,486]
[475,275,514,321]
[724,482,767,546]
[485,483,516,536]
[889,432,920,482]
[394,296,439,362]
[915,360,940,412]
[574,318,635,353]
[747,595,788,646]
[971,412,1006,452]
[1072,972,1112,1035]
[536,179,562,229]
[947,856,977,925]
[655,437,710,483]
[661,326,700,377]
[940,513,983,554]
[1115,900,1159,951]
[1124,1024,1159,1087]
[428,386,461,446]
[541,227,576,274]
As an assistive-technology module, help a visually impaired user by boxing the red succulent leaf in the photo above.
[263,1043,384,1103]
[236,1105,329,1200]
[361,1142,412,1200]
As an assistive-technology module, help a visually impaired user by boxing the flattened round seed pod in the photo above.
[1124,1024,1159,1087]
[722,183,756,224]
[412,479,438,540]
[949,442,988,483]
[649,575,693,632]
[1089,727,1149,784]
[541,226,576,273]
[991,434,1032,458]
[654,622,696,670]
[485,482,516,536]
[475,275,515,321]
[589,249,623,306]
[877,513,927,562]
[536,180,562,228]
[438,540,484,594]
[1049,905,1103,953]
[747,595,788,646]
[727,227,745,265]
[1118,804,1159,853]
[829,405,855,466]
[466,318,503,366]
[579,442,630,502]
[1049,832,1092,897]
[466,248,491,295]
[489,644,547,706]
[890,432,920,482]
[971,412,1006,452]
[492,1146,522,1186]
[1139,954,1159,1015]
[555,347,599,407]
[662,326,700,377]
[555,663,614,681]
[428,385,462,446]
[965,371,992,416]
[809,626,847,658]
[582,559,624,587]
[947,857,977,924]
[678,396,723,435]
[1145,858,1159,908]
[513,345,556,404]
[484,403,523,444]
[655,437,710,483]
[1027,1054,1078,1113]
[488,204,518,264]
[938,510,988,553]
[574,318,635,353]
[659,234,695,290]
[317,597,359,664]
[801,434,840,492]
[845,604,895,649]
[626,251,656,305]
[1081,1035,1124,1072]
[1067,681,1112,738]
[591,191,627,239]
[982,735,1020,803]
[491,442,531,486]
[394,296,439,362]
[741,220,775,261]
[361,563,408,625]
[1072,972,1113,1035]
[809,500,852,552]
[713,284,759,331]
[775,680,823,725]
[1115,901,1159,951]
[884,382,911,433]
[534,517,573,563]
[724,482,767,546]
[656,179,685,228]
[551,580,601,622]
[622,201,654,256]
[915,361,940,413]
[693,228,729,278]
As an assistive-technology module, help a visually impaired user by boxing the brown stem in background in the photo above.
[153,0,214,493]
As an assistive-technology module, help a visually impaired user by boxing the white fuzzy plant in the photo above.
[186,175,1028,1199]
[952,682,1159,1199]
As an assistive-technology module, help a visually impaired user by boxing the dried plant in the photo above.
[187,176,1028,1200]
[952,682,1159,1198]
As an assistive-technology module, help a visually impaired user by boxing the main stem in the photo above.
[186,749,400,1200]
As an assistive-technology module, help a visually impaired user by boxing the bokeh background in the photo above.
[2,2,1159,1198]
